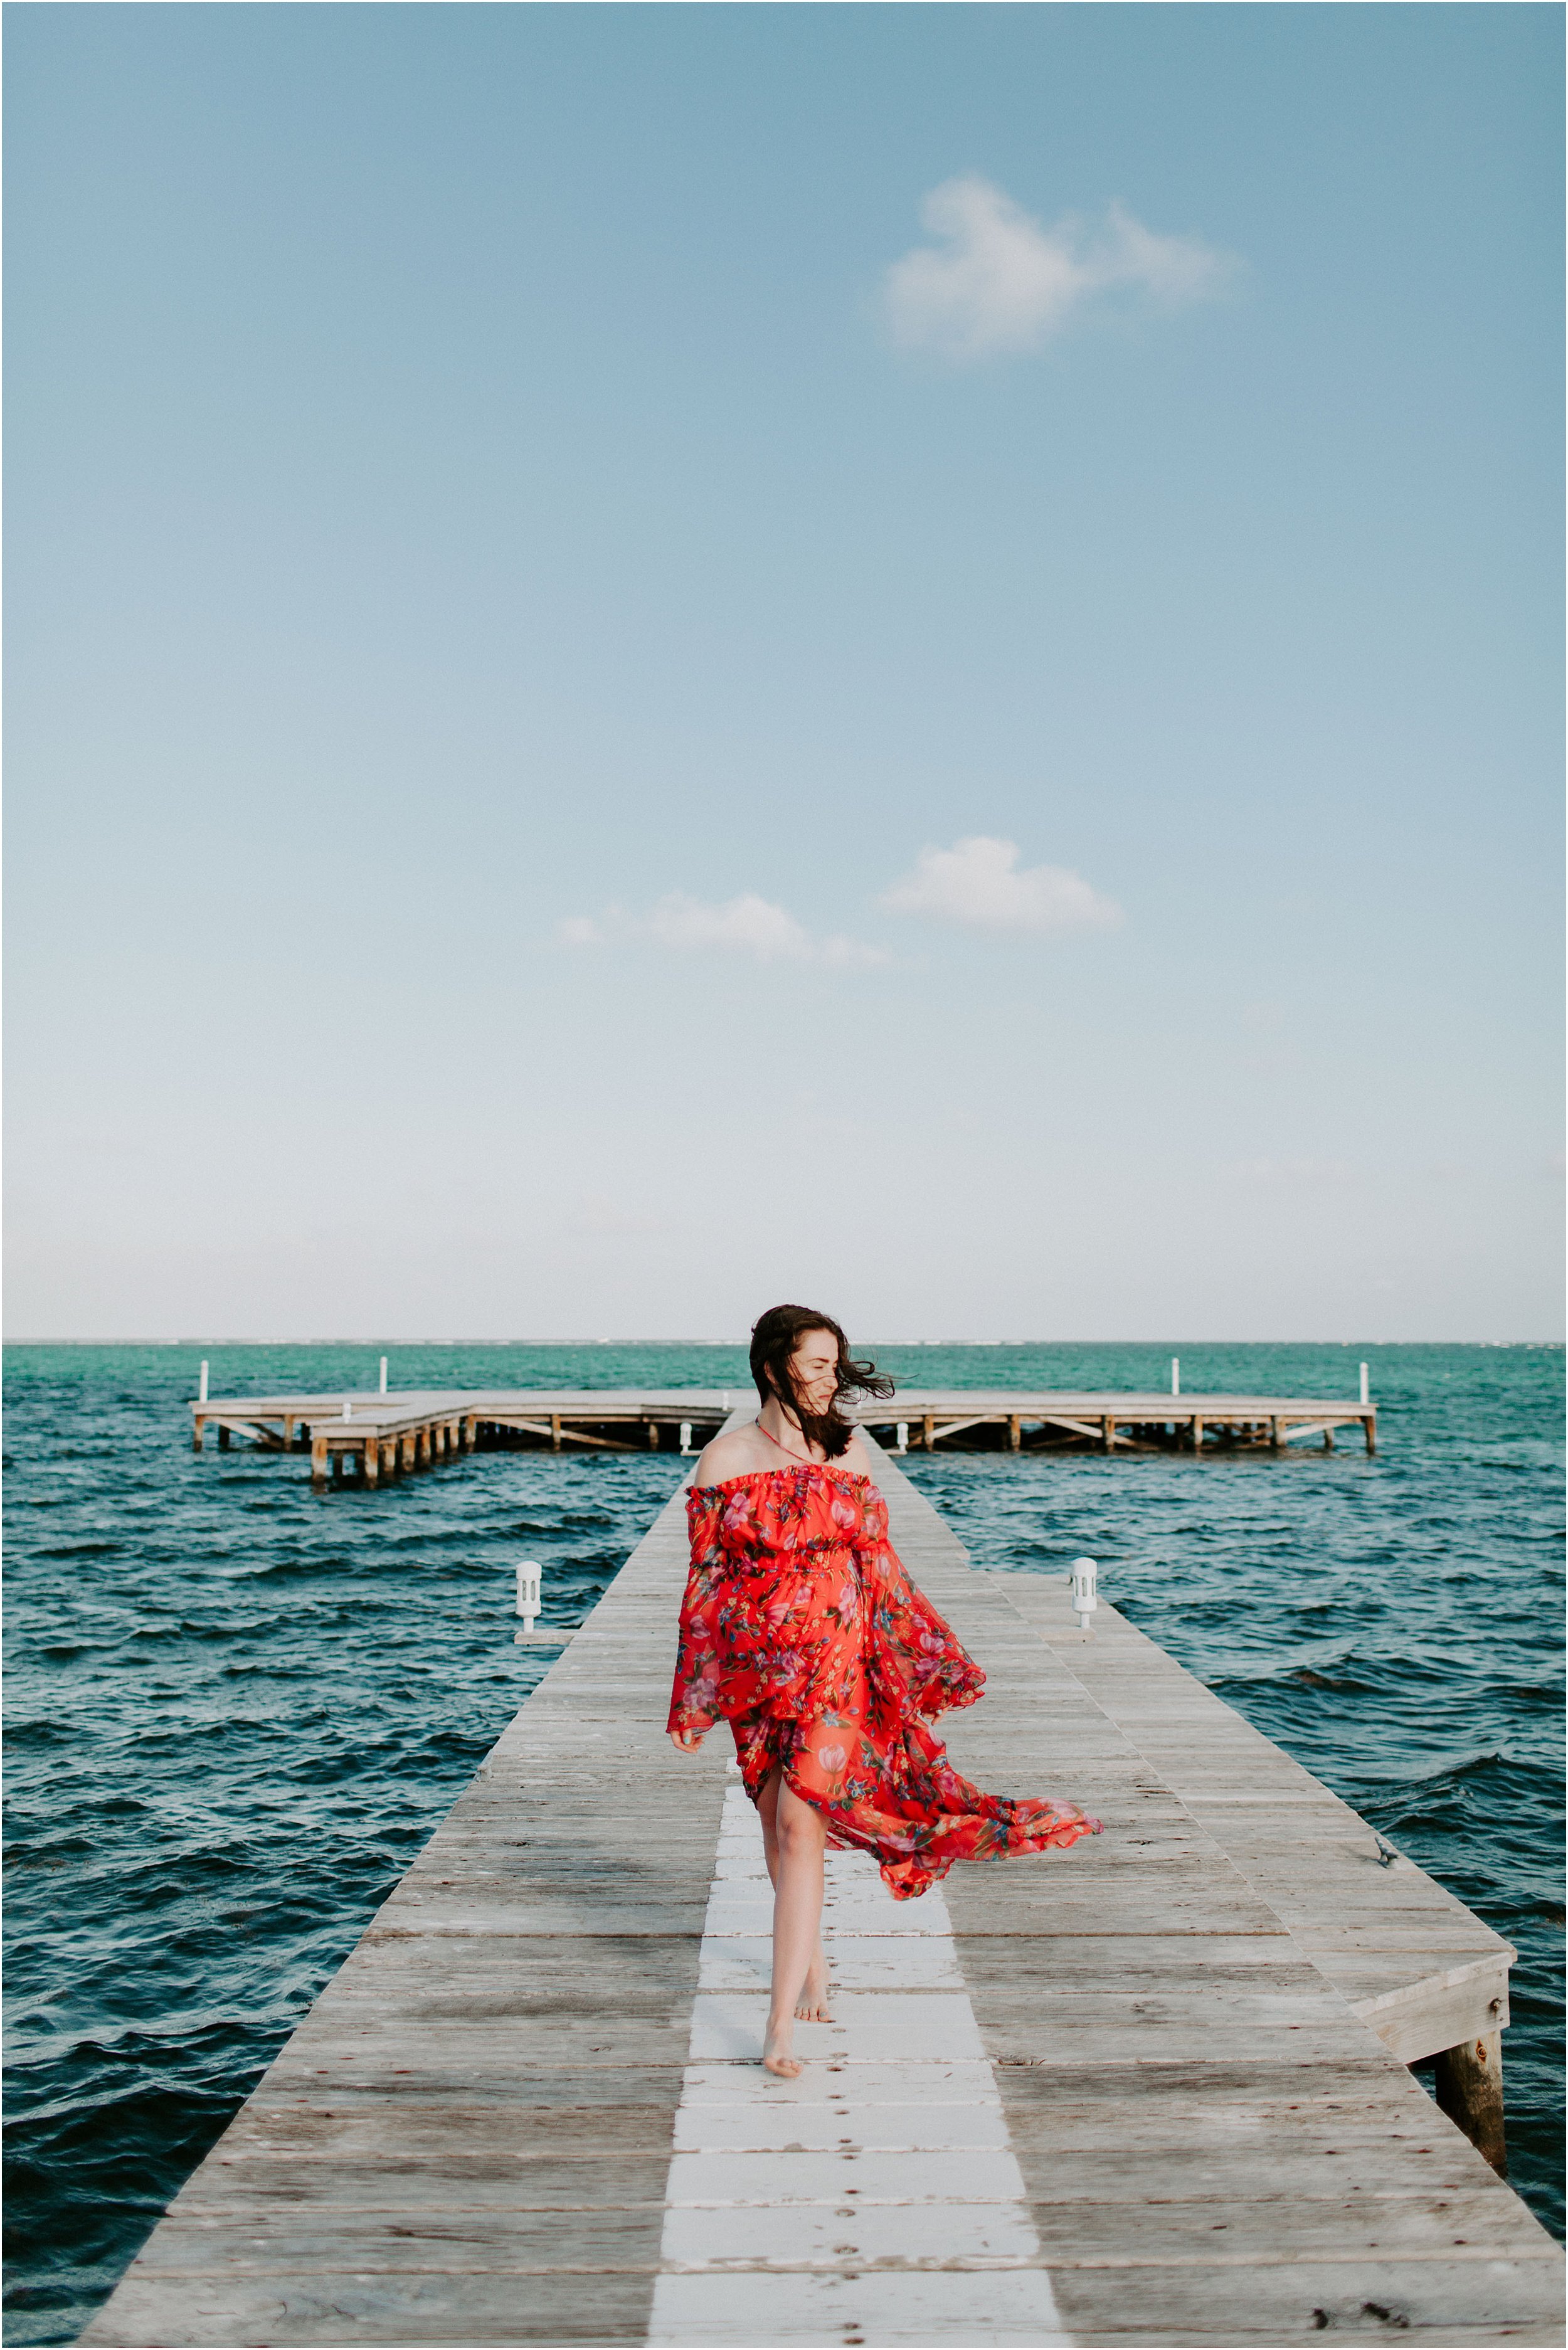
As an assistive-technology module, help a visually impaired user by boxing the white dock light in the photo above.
[513,1560,573,1647]
[1171,1357,1180,1397]
[342,1401,352,1421]
[199,1360,209,1404]
[1360,1362,1370,1407]
[516,1559,542,1634]
[896,1422,909,1453]
[1070,1557,1099,1634]
[379,1357,388,1395]
[679,1421,694,1455]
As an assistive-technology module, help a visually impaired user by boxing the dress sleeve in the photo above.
[862,1530,987,1722]
[667,1488,729,1737]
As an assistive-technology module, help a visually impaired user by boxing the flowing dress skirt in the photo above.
[667,1466,1099,1899]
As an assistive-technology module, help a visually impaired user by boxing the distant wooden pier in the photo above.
[85,1437,1559,2348]
[191,1385,1378,1488]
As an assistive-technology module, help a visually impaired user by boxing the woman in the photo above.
[668,1304,1100,2078]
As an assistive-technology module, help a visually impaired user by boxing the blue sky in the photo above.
[6,3,1561,1341]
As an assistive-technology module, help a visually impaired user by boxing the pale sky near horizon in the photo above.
[6,4,1562,1343]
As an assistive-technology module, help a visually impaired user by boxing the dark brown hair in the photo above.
[748,1305,894,1460]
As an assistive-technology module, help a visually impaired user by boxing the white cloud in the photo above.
[558,892,887,968]
[879,836,1121,937]
[882,178,1235,362]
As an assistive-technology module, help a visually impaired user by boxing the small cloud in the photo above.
[559,891,887,968]
[882,177,1236,363]
[557,914,608,947]
[879,836,1121,937]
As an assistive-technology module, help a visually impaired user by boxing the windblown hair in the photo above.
[749,1305,894,1461]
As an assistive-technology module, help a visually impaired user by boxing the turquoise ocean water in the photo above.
[4,1340,1562,2342]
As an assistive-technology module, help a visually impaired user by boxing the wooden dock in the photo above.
[84,1441,1559,2347]
[191,1387,1379,1488]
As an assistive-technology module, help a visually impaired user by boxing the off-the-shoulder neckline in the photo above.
[689,1464,872,1495]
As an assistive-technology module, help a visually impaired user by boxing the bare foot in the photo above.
[795,1950,833,2023]
[763,2021,802,2079]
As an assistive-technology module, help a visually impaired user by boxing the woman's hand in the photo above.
[669,1727,705,1754]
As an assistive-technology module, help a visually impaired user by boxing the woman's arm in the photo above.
[667,1489,728,1751]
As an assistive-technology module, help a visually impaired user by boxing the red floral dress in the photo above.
[667,1466,1101,1899]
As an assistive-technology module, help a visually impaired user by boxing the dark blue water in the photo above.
[4,1342,1562,2342]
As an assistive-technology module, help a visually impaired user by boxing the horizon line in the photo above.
[3,1335,1561,1350]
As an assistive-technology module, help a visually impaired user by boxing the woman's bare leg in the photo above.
[758,1772,831,2021]
[763,1773,828,2077]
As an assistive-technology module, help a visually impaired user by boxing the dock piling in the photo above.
[1171,1355,1180,1395]
[1360,1359,1370,1405]
[379,1357,388,1396]
[1434,2030,1508,2175]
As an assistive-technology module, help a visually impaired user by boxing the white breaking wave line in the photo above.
[649,1780,1073,2347]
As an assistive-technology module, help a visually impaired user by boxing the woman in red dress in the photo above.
[668,1305,1100,2078]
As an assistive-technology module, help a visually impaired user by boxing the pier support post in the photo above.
[282,1416,295,1451]
[551,1414,562,1451]
[1363,1415,1377,1455]
[1008,1416,1020,1452]
[193,1417,206,1452]
[1271,1416,1285,1449]
[1192,1416,1204,1453]
[464,1416,477,1451]
[648,1421,660,1449]
[401,1434,416,1473]
[1433,2031,1507,2176]
[364,1442,379,1488]
[1101,1417,1115,1453]
[923,1416,934,1451]
[418,1425,431,1466]
[311,1437,329,1489]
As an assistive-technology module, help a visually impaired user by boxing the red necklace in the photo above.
[755,1415,824,1466]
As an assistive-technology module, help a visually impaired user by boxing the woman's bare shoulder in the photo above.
[691,1421,771,1486]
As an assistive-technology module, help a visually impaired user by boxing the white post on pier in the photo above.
[1360,1362,1370,1407]
[342,1401,352,1421]
[1070,1557,1099,1636]
[379,1357,388,1396]
[516,1560,541,1635]
[896,1422,909,1453]
[514,1559,573,1646]
[679,1422,694,1456]
[199,1360,209,1404]
[1171,1357,1180,1397]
